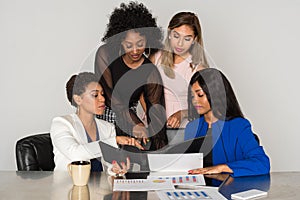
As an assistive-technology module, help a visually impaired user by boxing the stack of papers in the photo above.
[113,154,226,199]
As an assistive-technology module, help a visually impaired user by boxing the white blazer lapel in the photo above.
[95,119,118,148]
[70,113,88,144]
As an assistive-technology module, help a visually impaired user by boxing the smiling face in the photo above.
[169,24,195,58]
[121,30,146,64]
[75,82,106,116]
[191,81,212,117]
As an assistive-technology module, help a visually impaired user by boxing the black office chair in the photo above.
[15,133,55,171]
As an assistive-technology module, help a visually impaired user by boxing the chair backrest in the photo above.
[15,133,55,171]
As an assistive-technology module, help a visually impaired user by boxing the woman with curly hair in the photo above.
[150,12,209,128]
[94,1,167,150]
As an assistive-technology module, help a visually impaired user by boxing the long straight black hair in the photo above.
[188,68,244,121]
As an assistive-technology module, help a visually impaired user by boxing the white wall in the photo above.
[0,0,299,171]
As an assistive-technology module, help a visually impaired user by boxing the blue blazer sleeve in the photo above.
[226,119,270,177]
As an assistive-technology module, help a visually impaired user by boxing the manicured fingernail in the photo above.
[112,160,116,164]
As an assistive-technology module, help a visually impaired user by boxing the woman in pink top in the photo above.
[150,12,208,128]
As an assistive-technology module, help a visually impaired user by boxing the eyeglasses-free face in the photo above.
[121,30,146,63]
[169,24,195,58]
[75,82,106,116]
[191,82,211,116]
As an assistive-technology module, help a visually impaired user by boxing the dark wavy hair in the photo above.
[188,68,244,121]
[101,1,163,56]
[66,72,99,107]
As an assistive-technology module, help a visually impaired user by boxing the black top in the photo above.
[94,44,168,150]
[109,56,149,107]
[203,128,213,168]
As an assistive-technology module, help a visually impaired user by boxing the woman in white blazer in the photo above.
[50,72,138,173]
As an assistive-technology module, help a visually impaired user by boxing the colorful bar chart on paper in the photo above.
[156,189,227,200]
[161,191,211,200]
[150,174,205,186]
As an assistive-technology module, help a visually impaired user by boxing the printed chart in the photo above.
[156,189,226,200]
[150,174,205,186]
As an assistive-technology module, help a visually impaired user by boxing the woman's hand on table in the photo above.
[188,164,233,175]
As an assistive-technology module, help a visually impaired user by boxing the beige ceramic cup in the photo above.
[69,185,90,200]
[68,161,91,186]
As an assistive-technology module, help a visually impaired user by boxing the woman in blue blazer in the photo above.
[185,68,270,177]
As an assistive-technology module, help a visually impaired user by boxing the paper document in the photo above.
[113,178,174,191]
[156,188,227,200]
[147,153,205,186]
[149,174,205,186]
[148,153,203,172]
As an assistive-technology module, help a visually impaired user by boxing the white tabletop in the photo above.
[0,171,300,199]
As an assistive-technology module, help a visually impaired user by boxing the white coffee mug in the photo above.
[68,161,91,186]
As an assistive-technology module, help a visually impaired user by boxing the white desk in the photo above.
[220,172,300,199]
[0,171,300,199]
[0,171,157,200]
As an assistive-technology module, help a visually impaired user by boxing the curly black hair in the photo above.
[66,72,99,107]
[102,1,163,55]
